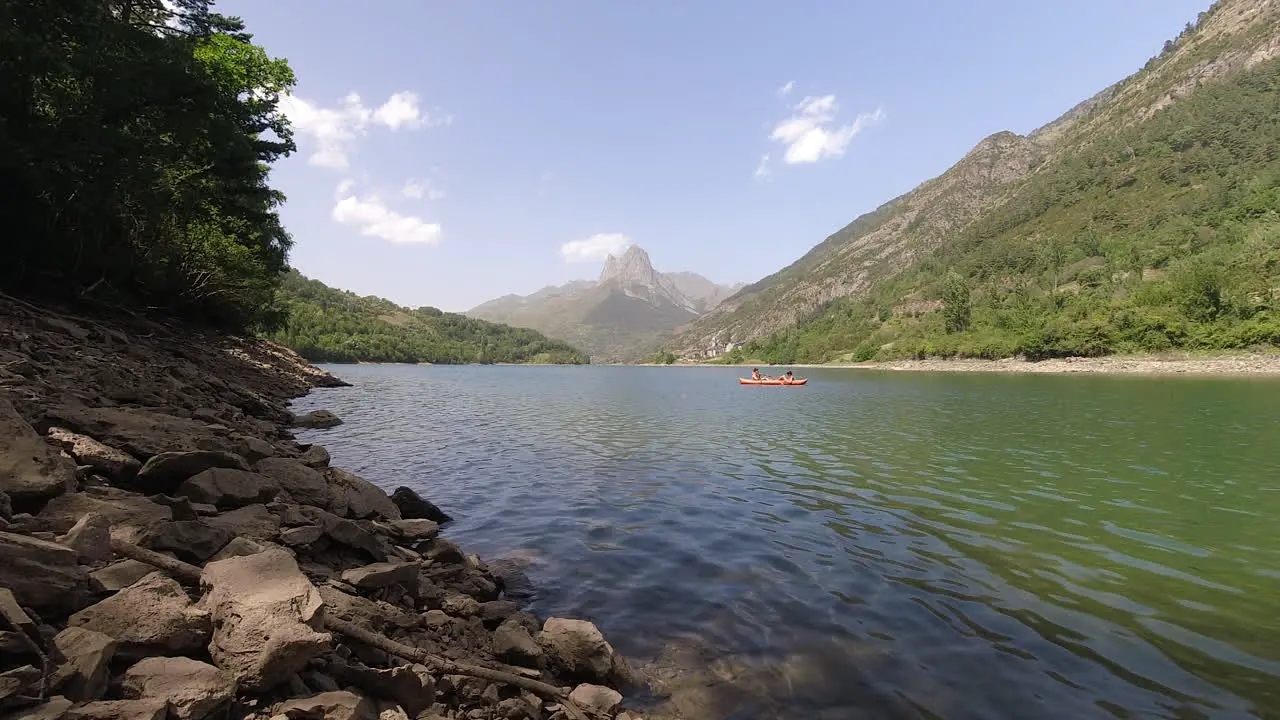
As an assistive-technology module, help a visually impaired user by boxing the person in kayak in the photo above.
[751,368,763,380]
[780,370,795,383]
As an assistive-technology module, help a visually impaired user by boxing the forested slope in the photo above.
[2,0,297,330]
[265,272,590,365]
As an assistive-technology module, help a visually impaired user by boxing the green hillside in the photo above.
[715,2,1280,365]
[265,271,590,365]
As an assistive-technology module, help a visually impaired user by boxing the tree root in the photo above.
[108,539,595,720]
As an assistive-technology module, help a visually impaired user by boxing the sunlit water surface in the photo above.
[290,365,1280,720]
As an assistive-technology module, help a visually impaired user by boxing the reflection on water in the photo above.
[291,365,1280,720]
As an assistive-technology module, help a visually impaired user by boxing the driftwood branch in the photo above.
[108,539,595,720]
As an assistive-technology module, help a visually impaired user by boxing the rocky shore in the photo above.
[0,294,646,720]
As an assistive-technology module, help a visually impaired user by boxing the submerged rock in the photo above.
[293,410,343,429]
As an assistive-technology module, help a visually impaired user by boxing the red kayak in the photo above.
[739,377,808,386]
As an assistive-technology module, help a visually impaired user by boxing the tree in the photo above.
[941,273,972,333]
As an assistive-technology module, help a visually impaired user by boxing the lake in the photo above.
[288,364,1280,720]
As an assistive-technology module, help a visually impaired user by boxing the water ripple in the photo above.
[292,365,1280,719]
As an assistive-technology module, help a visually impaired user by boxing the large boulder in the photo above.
[536,617,639,689]
[292,410,343,429]
[68,572,211,658]
[199,546,331,690]
[63,698,168,720]
[491,621,542,667]
[254,458,334,511]
[45,427,141,483]
[327,659,435,716]
[121,657,236,720]
[38,488,171,543]
[325,468,400,521]
[59,511,112,563]
[39,404,240,461]
[568,684,623,716]
[49,627,118,701]
[339,562,419,590]
[0,531,90,614]
[298,444,330,468]
[202,504,280,541]
[389,486,451,524]
[135,451,250,495]
[0,397,77,512]
[143,520,231,563]
[176,468,280,509]
[275,691,375,720]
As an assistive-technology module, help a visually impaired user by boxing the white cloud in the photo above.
[769,95,884,165]
[280,91,440,169]
[754,153,772,181]
[401,179,445,201]
[332,183,441,245]
[560,233,632,263]
[777,80,795,97]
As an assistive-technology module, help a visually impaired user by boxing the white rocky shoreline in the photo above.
[0,294,649,720]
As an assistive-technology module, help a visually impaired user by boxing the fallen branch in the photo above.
[108,539,595,720]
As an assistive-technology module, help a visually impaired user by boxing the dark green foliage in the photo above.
[741,50,1280,363]
[1,0,296,329]
[264,272,590,365]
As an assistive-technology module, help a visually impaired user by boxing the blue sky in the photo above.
[219,0,1212,312]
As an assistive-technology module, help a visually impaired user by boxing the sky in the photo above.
[217,0,1213,312]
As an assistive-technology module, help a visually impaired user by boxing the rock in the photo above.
[0,630,40,661]
[143,520,231,563]
[89,560,155,593]
[121,657,236,720]
[0,397,77,511]
[1,665,43,701]
[45,427,141,483]
[59,512,112,563]
[38,488,171,544]
[480,601,519,629]
[0,531,90,614]
[441,593,481,618]
[316,513,386,562]
[298,444,331,468]
[203,503,281,540]
[492,621,542,667]
[339,562,419,590]
[387,518,439,541]
[200,546,330,690]
[422,610,450,630]
[63,699,168,720]
[292,410,343,429]
[494,697,534,720]
[68,572,211,657]
[0,586,39,639]
[232,435,275,463]
[39,405,240,461]
[328,659,435,716]
[176,468,280,509]
[0,489,10,520]
[49,626,118,701]
[325,468,400,521]
[280,524,323,546]
[146,494,197,521]
[389,486,452,523]
[9,696,74,720]
[318,586,418,634]
[537,618,636,689]
[254,458,335,511]
[568,684,622,716]
[276,691,376,720]
[135,450,250,494]
[207,536,268,562]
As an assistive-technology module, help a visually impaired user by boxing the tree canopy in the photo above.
[1,0,296,329]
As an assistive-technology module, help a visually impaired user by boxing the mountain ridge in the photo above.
[467,245,743,362]
[668,0,1280,360]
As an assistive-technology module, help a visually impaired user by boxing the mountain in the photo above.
[669,0,1280,363]
[466,246,744,362]
[263,271,590,364]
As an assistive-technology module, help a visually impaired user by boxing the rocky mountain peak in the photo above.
[599,245,662,289]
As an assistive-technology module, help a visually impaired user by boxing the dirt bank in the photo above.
[0,293,646,720]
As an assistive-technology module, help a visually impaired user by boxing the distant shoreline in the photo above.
[637,351,1280,377]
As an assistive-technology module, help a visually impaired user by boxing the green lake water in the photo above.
[292,365,1280,719]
